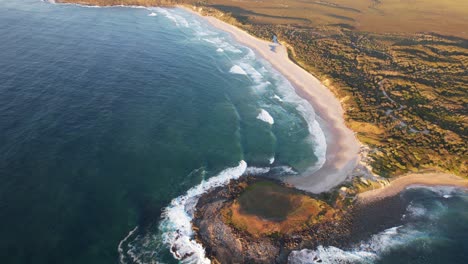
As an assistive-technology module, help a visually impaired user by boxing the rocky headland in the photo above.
[191,176,412,264]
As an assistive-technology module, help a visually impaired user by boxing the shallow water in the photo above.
[0,1,325,263]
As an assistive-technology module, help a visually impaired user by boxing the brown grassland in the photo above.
[221,181,339,236]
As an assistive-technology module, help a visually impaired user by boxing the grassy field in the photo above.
[201,0,468,38]
[59,0,467,177]
[222,181,338,236]
[67,0,468,38]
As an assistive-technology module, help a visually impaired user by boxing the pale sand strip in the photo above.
[182,7,361,193]
[358,172,468,204]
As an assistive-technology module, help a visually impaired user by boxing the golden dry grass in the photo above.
[203,0,468,37]
[223,182,336,236]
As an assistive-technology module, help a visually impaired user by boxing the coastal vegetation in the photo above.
[51,1,467,262]
[193,3,468,178]
[193,177,354,263]
[59,0,467,178]
[222,181,339,236]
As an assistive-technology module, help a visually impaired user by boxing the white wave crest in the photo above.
[216,48,224,53]
[229,65,247,75]
[159,161,247,263]
[256,109,274,125]
[273,94,283,102]
[406,185,462,197]
[155,8,189,27]
[147,12,157,17]
[245,167,271,175]
[272,166,298,175]
[289,225,427,264]
[269,157,275,164]
[239,62,271,90]
[203,37,242,53]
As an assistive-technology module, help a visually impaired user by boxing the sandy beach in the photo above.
[358,172,468,204]
[182,6,361,193]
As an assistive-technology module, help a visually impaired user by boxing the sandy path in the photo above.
[182,7,361,193]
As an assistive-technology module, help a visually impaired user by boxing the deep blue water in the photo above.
[1,1,467,264]
[0,1,324,263]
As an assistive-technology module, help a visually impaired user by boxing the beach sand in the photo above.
[182,6,468,198]
[182,6,361,193]
[358,172,468,204]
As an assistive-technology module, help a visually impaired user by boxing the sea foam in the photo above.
[289,225,425,264]
[256,109,274,125]
[159,161,247,263]
[155,8,189,27]
[229,65,247,75]
[269,157,275,164]
[288,186,468,263]
[203,37,242,53]
[245,167,271,175]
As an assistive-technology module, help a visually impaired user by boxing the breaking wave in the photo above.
[154,7,189,27]
[289,225,427,264]
[229,65,247,75]
[203,37,243,53]
[97,6,332,263]
[152,7,326,174]
[270,70,327,174]
[159,161,247,263]
[256,109,274,125]
[289,186,468,264]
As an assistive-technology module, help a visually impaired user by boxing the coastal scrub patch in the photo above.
[223,181,339,237]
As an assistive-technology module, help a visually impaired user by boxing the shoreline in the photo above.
[181,6,361,194]
[180,6,468,198]
[358,172,468,204]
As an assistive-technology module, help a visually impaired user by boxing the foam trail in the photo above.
[229,65,247,75]
[269,157,275,164]
[159,161,247,263]
[245,167,271,175]
[118,226,139,264]
[256,109,274,125]
[271,166,298,175]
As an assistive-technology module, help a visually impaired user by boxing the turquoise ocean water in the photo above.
[0,1,466,263]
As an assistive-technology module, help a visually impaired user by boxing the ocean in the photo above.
[289,186,468,264]
[0,1,466,264]
[0,1,323,263]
